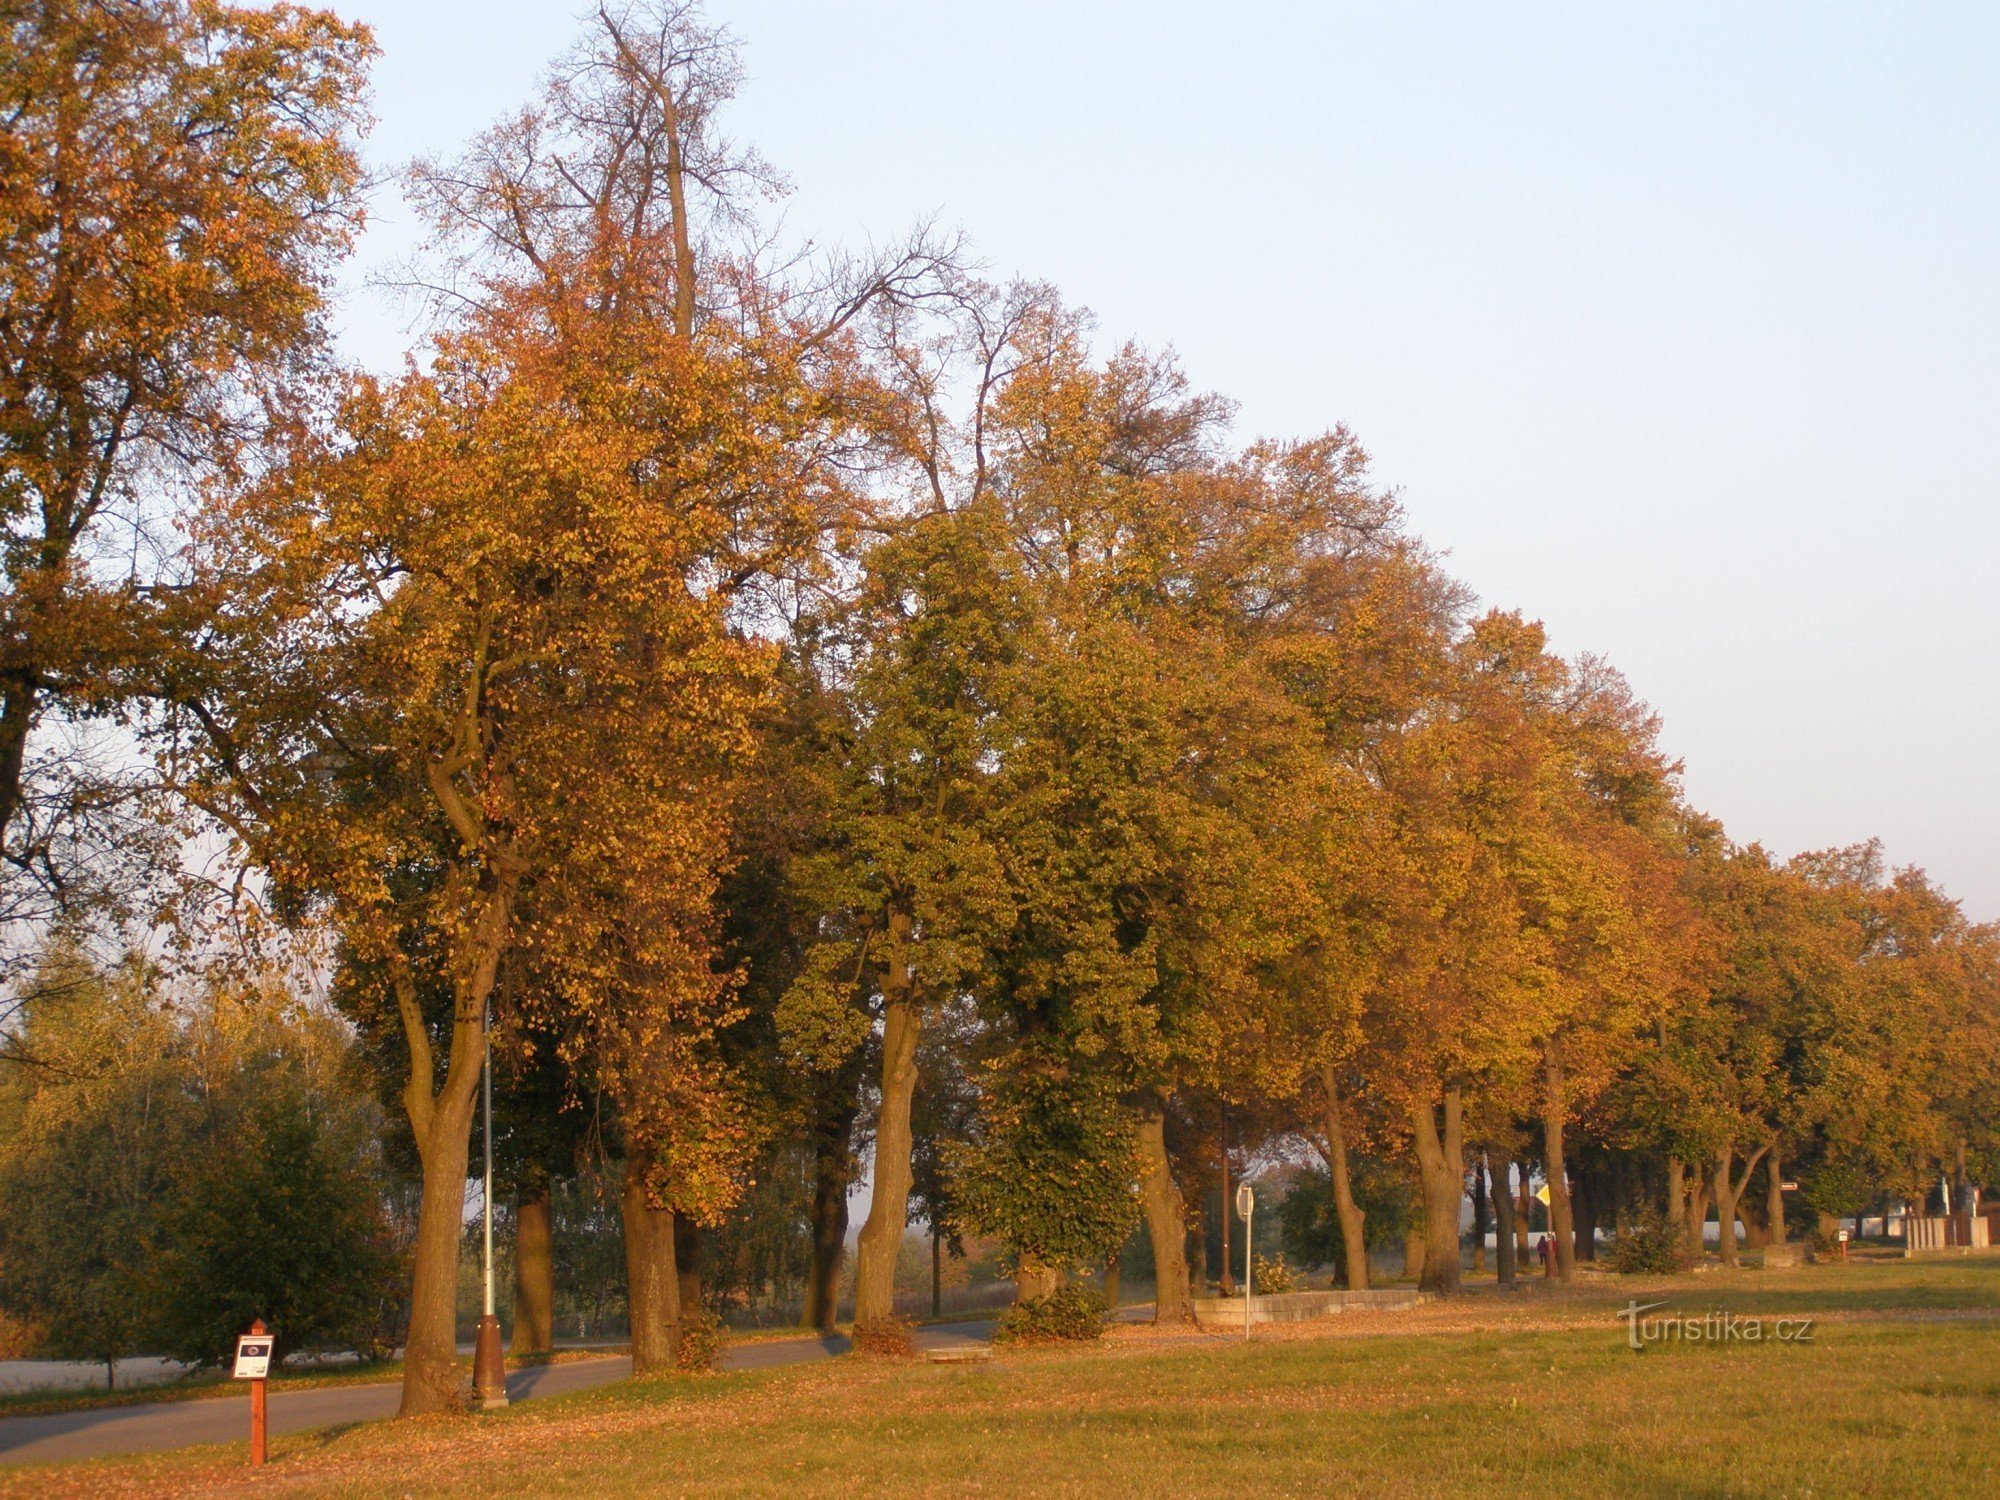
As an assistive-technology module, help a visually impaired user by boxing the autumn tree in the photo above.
[0,0,371,970]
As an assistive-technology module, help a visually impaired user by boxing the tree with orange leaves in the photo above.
[0,0,371,968]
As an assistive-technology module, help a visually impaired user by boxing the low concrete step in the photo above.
[1190,1288,1430,1326]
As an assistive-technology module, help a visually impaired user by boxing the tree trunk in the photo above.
[931,1228,944,1318]
[1317,1063,1369,1291]
[1471,1158,1490,1273]
[1740,1187,1770,1249]
[1409,1090,1463,1295]
[1014,1258,1059,1303]
[622,1157,681,1374]
[1494,1157,1518,1288]
[1138,1103,1193,1323]
[802,1104,855,1332]
[1666,1156,1685,1225]
[398,1062,482,1415]
[673,1210,703,1322]
[1573,1166,1599,1263]
[852,910,917,1327]
[1713,1152,1739,1267]
[1516,1168,1533,1259]
[1712,1143,1768,1270]
[1102,1247,1121,1309]
[1403,1229,1426,1283]
[511,1185,555,1356]
[391,869,516,1417]
[1540,1048,1575,1283]
[0,686,36,845]
[1686,1165,1712,1259]
[1218,1122,1234,1295]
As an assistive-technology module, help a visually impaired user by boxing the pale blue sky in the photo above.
[332,2,2000,919]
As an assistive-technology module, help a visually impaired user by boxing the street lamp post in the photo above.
[473,999,507,1409]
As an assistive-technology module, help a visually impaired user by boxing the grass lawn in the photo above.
[10,1257,1998,1498]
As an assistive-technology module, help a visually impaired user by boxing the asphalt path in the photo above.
[0,1321,996,1468]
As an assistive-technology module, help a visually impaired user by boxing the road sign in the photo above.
[232,1334,273,1381]
[1236,1182,1254,1221]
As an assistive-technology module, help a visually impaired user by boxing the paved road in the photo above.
[0,1322,995,1468]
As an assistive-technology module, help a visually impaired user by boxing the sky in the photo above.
[329,1,2000,920]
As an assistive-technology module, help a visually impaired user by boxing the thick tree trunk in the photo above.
[511,1185,555,1356]
[1540,1049,1575,1283]
[1493,1157,1519,1287]
[397,1038,484,1416]
[1666,1156,1686,1225]
[1138,1104,1193,1323]
[1218,1128,1234,1295]
[1102,1247,1121,1309]
[673,1210,703,1321]
[0,686,35,844]
[392,869,517,1417]
[852,911,917,1327]
[802,1105,855,1332]
[1015,1259,1059,1303]
[1712,1143,1769,1270]
[401,1117,477,1412]
[1410,1090,1464,1295]
[1317,1063,1369,1291]
[1573,1166,1599,1263]
[1713,1153,1739,1267]
[1403,1229,1426,1283]
[622,1157,681,1373]
[1516,1168,1534,1259]
[1686,1165,1712,1258]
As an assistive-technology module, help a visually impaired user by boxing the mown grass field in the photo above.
[12,1257,1999,1498]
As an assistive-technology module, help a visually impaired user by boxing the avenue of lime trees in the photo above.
[1,1,1994,1417]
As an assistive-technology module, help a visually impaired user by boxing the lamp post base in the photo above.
[473,1314,508,1409]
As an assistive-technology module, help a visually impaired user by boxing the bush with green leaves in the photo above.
[947,1058,1138,1279]
[1606,1209,1695,1274]
[152,1086,402,1368]
[1278,1158,1421,1285]
[0,943,404,1376]
[675,1306,725,1371]
[1252,1253,1298,1294]
[996,1283,1108,1343]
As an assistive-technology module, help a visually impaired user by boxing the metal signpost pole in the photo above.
[1236,1183,1255,1342]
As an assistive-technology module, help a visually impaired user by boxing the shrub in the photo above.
[995,1283,1107,1344]
[852,1315,915,1357]
[947,1059,1139,1283]
[675,1307,724,1372]
[1607,1209,1695,1274]
[1252,1254,1298,1294]
[153,1088,401,1369]
[0,1310,39,1360]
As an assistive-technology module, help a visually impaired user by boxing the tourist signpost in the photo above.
[233,1321,273,1465]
